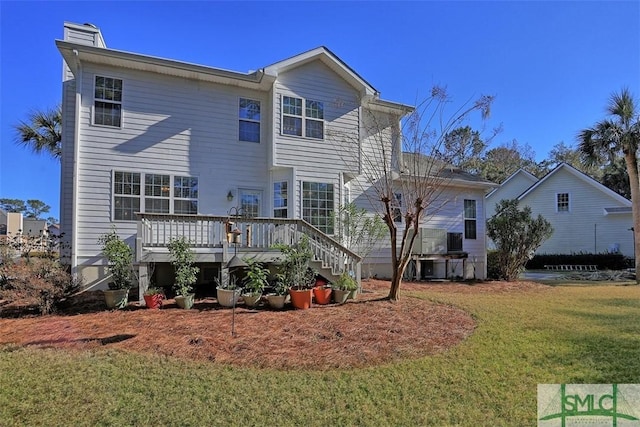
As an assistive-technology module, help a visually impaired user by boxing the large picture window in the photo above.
[239,98,261,142]
[94,76,122,127]
[464,199,477,240]
[113,171,198,220]
[282,96,324,139]
[239,189,262,218]
[302,182,334,234]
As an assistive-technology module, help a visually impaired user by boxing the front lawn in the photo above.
[1,281,638,426]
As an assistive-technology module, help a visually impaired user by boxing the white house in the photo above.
[486,163,634,257]
[57,22,496,299]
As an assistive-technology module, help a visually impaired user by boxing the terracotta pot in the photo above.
[143,293,163,309]
[289,288,312,310]
[103,289,129,309]
[313,286,332,305]
[175,293,195,309]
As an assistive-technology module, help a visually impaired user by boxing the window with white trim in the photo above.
[282,96,324,139]
[144,174,170,213]
[557,193,569,212]
[302,182,334,234]
[94,76,122,127]
[274,182,288,218]
[239,98,260,142]
[239,189,262,218]
[114,171,140,221]
[174,176,199,214]
[393,192,403,223]
[464,199,477,239]
[113,171,198,220]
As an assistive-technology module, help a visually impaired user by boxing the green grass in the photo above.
[1,284,639,426]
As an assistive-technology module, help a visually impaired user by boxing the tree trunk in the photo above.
[624,153,640,284]
[388,269,401,301]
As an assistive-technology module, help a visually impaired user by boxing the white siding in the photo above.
[520,167,633,256]
[485,170,538,217]
[73,63,269,263]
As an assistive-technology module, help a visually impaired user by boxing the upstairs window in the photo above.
[393,192,403,223]
[464,199,477,240]
[282,96,324,139]
[239,98,261,142]
[557,193,570,212]
[94,76,122,127]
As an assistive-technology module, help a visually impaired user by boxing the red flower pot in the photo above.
[289,288,312,310]
[313,286,332,305]
[143,293,163,309]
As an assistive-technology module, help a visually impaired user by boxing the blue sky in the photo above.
[1,1,639,220]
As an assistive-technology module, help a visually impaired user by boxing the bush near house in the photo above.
[0,258,79,316]
[526,253,629,270]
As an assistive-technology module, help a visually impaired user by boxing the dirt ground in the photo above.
[0,280,548,369]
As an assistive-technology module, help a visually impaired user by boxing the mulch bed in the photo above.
[0,280,548,369]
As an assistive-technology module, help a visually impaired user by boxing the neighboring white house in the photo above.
[57,22,496,297]
[486,163,634,257]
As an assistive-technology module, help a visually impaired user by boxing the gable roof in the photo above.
[485,168,538,198]
[263,46,413,115]
[518,162,632,206]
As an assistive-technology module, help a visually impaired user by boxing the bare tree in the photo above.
[333,87,493,300]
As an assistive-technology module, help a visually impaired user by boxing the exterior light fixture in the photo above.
[227,191,234,201]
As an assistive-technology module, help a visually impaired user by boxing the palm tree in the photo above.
[578,88,640,283]
[13,106,62,161]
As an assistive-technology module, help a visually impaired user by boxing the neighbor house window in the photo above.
[174,176,198,214]
[302,182,334,234]
[94,76,122,127]
[274,182,288,218]
[114,171,141,221]
[239,98,260,142]
[464,199,477,239]
[113,171,198,219]
[557,193,569,212]
[282,96,324,139]
[144,174,170,213]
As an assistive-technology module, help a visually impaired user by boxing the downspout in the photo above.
[71,49,82,277]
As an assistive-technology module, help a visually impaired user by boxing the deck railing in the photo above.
[136,213,362,278]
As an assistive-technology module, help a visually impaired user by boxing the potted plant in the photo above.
[98,227,134,309]
[143,287,164,309]
[333,272,358,304]
[167,236,199,309]
[275,236,315,309]
[312,275,332,305]
[265,275,290,309]
[215,275,242,308]
[242,259,268,307]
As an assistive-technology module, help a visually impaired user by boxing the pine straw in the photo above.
[0,280,546,370]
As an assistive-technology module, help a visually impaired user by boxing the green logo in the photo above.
[538,384,640,426]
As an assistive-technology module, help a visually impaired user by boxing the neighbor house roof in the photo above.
[518,162,632,206]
